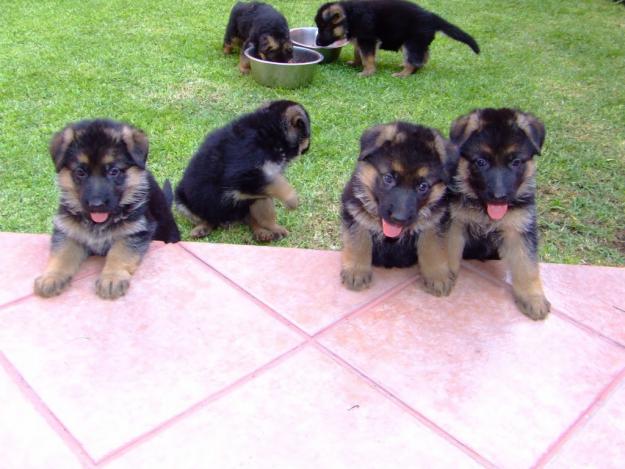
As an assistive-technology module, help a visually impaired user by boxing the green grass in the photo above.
[1,0,623,265]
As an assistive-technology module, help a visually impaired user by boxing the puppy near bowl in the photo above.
[244,45,323,89]
[290,27,348,63]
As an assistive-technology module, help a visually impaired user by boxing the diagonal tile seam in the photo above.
[0,241,168,313]
[462,261,625,350]
[178,243,496,468]
[530,365,625,468]
[0,351,97,469]
[96,341,309,466]
[311,341,497,469]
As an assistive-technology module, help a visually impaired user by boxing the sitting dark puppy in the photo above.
[447,108,550,320]
[34,119,180,300]
[175,100,310,241]
[341,122,458,295]
[223,1,294,73]
[315,0,479,77]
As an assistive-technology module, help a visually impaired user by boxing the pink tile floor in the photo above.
[1,232,624,468]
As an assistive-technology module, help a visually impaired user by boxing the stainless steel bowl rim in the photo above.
[244,46,323,66]
[289,27,349,50]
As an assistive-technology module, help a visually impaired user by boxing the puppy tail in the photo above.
[433,16,480,54]
[162,179,174,207]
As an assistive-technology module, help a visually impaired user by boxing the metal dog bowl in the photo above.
[244,46,323,89]
[289,27,348,63]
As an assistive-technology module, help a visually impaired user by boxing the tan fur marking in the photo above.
[57,169,82,212]
[500,226,550,319]
[418,167,429,178]
[418,227,453,296]
[249,198,288,241]
[349,40,362,66]
[333,26,345,39]
[433,133,448,163]
[96,240,143,299]
[357,163,378,192]
[120,167,148,206]
[34,238,88,297]
[324,4,346,24]
[264,174,298,209]
[426,182,445,206]
[391,160,404,173]
[102,154,115,165]
[360,53,376,77]
[392,63,416,78]
[446,218,466,278]
[50,127,75,170]
[341,223,373,291]
[515,112,544,153]
[453,159,476,199]
[516,160,536,198]
[77,154,89,164]
[239,51,251,73]
[450,112,481,146]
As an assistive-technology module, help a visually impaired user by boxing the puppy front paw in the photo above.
[341,267,373,291]
[253,225,289,242]
[284,193,299,210]
[96,272,131,300]
[34,273,72,298]
[514,293,551,320]
[358,69,375,77]
[422,270,456,297]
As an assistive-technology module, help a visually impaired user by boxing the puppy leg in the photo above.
[249,197,289,241]
[418,227,454,296]
[348,40,363,67]
[447,219,465,283]
[224,37,241,54]
[357,40,377,77]
[238,44,251,74]
[190,221,213,239]
[34,237,87,297]
[501,228,550,320]
[264,174,299,210]
[394,41,429,77]
[341,223,373,291]
[96,239,144,300]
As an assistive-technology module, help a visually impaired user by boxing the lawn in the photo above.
[1,0,623,265]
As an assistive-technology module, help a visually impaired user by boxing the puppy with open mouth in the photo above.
[34,119,180,300]
[446,108,550,320]
[341,122,458,295]
[315,0,479,77]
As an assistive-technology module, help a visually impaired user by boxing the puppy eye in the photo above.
[417,182,430,193]
[474,158,489,168]
[74,167,87,179]
[382,173,395,186]
[510,158,522,168]
[108,167,121,177]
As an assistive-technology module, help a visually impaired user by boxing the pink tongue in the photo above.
[487,204,508,220]
[90,212,109,223]
[382,219,403,238]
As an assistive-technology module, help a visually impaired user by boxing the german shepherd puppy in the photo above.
[34,119,180,300]
[223,1,294,73]
[341,122,458,295]
[175,100,310,241]
[447,108,550,320]
[315,0,480,77]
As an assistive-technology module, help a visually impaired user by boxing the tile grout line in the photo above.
[0,351,97,468]
[531,364,625,468]
[312,342,497,469]
[96,341,310,467]
[463,261,625,350]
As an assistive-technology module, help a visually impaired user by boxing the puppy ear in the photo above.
[432,131,459,184]
[323,4,346,24]
[49,126,75,172]
[259,34,279,52]
[283,104,310,146]
[359,124,402,161]
[449,111,481,147]
[121,126,149,168]
[515,112,545,155]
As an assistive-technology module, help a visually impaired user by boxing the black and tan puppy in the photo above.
[447,108,550,320]
[223,1,294,73]
[315,0,479,77]
[341,122,458,295]
[34,119,180,300]
[175,100,310,241]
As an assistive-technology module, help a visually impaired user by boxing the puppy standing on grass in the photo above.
[175,100,310,242]
[446,108,550,320]
[223,1,294,73]
[341,122,458,295]
[34,119,180,300]
[315,0,480,77]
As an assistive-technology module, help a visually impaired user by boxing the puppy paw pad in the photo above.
[341,268,373,291]
[34,274,71,298]
[96,274,131,300]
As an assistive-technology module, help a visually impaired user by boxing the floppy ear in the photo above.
[283,105,310,146]
[323,4,346,24]
[121,126,149,168]
[259,34,279,53]
[49,126,75,172]
[449,111,481,147]
[515,112,545,155]
[358,126,382,161]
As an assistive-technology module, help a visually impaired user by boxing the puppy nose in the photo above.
[88,199,107,210]
[390,212,409,224]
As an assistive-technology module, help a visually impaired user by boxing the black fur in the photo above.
[175,100,310,233]
[315,0,479,75]
[224,1,293,62]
